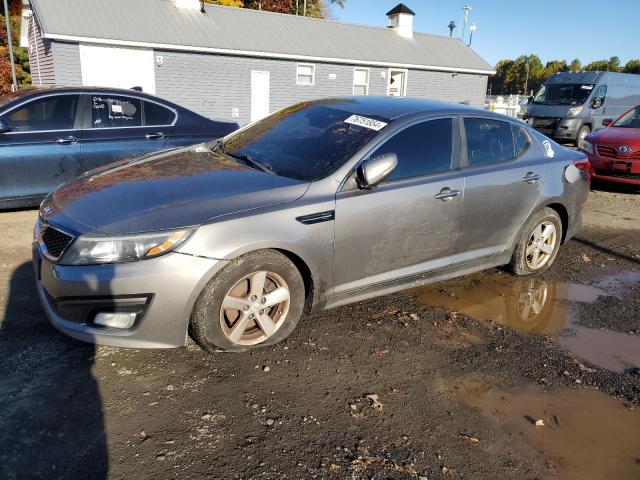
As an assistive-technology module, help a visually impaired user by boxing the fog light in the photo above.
[93,312,137,329]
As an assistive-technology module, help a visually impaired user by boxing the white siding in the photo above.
[51,42,82,86]
[154,50,488,124]
[27,15,54,86]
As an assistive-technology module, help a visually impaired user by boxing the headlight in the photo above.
[567,105,584,117]
[60,229,192,265]
[578,138,593,154]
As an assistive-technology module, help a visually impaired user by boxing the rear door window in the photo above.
[143,101,175,126]
[371,118,453,182]
[512,124,532,157]
[90,95,142,128]
[4,95,79,132]
[464,118,515,166]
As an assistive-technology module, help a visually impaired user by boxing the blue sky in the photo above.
[329,0,639,67]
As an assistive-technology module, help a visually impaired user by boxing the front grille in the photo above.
[596,145,640,161]
[40,223,74,259]
[532,117,559,129]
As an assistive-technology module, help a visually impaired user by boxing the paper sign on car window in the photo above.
[344,115,388,131]
[542,140,555,158]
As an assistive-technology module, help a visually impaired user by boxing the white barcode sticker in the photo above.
[344,114,388,131]
[111,104,123,113]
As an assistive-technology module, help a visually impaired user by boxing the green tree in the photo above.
[0,0,30,93]
[212,0,345,18]
[584,56,622,72]
[623,59,640,74]
[544,59,567,78]
[567,58,582,72]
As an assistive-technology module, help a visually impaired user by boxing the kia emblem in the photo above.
[43,205,53,215]
[618,145,632,154]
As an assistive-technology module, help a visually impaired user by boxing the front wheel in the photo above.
[574,125,591,146]
[509,208,562,276]
[190,250,305,352]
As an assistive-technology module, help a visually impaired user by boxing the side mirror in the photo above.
[590,97,603,109]
[0,118,12,133]
[601,118,613,127]
[356,153,398,189]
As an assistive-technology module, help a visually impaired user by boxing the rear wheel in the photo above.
[509,208,562,276]
[190,250,305,352]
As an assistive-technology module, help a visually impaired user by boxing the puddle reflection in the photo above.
[411,272,640,372]
[449,375,640,480]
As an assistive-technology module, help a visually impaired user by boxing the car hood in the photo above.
[42,144,310,235]
[587,127,640,147]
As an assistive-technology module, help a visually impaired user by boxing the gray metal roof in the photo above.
[30,0,494,74]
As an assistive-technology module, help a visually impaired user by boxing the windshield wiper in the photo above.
[226,152,274,175]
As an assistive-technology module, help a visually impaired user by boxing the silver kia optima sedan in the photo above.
[33,97,590,352]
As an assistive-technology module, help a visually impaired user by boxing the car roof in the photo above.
[304,96,506,122]
[1,86,175,106]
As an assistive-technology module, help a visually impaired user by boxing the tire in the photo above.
[190,250,305,353]
[574,125,590,146]
[509,208,563,276]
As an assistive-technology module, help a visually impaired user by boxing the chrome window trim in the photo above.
[0,92,83,135]
[0,90,178,134]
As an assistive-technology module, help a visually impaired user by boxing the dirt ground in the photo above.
[1,183,639,480]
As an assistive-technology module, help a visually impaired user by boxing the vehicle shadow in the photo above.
[590,180,639,194]
[0,262,108,479]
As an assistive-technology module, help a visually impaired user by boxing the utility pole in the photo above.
[3,0,18,91]
[461,5,471,42]
[524,60,530,95]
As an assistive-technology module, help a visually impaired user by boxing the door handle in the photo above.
[145,132,165,140]
[54,136,77,145]
[435,187,461,202]
[522,172,541,184]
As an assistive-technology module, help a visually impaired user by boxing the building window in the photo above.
[296,63,315,86]
[353,67,369,95]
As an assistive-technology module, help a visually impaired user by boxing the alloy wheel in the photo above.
[219,271,290,346]
[525,221,557,270]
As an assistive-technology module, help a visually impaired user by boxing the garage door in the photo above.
[79,44,156,94]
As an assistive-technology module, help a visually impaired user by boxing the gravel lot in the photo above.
[1,184,639,480]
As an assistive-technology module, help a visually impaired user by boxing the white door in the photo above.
[387,69,407,97]
[79,44,156,94]
[251,71,270,122]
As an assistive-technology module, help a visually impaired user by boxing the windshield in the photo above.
[533,84,595,106]
[612,106,640,128]
[220,102,388,181]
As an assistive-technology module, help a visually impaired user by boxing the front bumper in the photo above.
[527,117,582,141]
[588,153,640,185]
[33,244,224,348]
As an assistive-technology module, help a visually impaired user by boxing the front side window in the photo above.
[143,101,175,126]
[464,118,515,166]
[612,106,640,128]
[90,95,142,129]
[353,68,370,96]
[296,64,315,86]
[4,95,79,132]
[222,102,387,181]
[370,118,453,182]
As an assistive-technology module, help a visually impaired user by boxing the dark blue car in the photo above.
[0,87,238,208]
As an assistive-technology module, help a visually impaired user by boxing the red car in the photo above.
[579,105,640,186]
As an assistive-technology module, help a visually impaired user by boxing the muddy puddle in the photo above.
[449,375,640,480]
[411,272,640,373]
